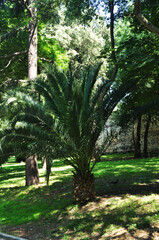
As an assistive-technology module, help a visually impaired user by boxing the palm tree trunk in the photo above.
[73,173,95,204]
[25,155,39,186]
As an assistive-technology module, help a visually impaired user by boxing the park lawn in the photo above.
[0,154,159,239]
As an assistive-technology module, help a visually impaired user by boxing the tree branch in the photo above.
[21,0,33,17]
[0,57,15,72]
[38,57,54,63]
[0,50,27,59]
[0,79,31,88]
[0,51,27,73]
[134,0,159,37]
[0,51,53,72]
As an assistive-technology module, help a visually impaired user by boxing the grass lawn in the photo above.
[1,154,159,239]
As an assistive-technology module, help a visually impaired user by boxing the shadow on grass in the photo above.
[8,188,159,240]
[2,175,159,240]
[56,208,159,240]
[0,162,26,182]
[0,177,73,225]
[1,155,159,239]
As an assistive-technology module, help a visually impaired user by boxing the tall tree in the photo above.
[0,0,68,185]
[25,0,39,185]
[0,0,39,185]
[0,0,62,83]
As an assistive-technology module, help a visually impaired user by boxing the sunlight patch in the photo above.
[52,166,73,172]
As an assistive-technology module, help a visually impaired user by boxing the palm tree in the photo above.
[1,63,137,203]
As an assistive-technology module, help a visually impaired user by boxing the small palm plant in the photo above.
[1,63,137,203]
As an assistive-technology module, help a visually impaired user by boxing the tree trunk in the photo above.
[25,1,39,186]
[109,0,118,81]
[134,116,142,158]
[25,155,39,186]
[132,122,136,154]
[42,156,46,169]
[46,158,52,186]
[143,114,151,158]
[73,173,95,204]
[28,0,37,80]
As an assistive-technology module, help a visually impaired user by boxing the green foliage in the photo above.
[64,0,130,22]
[115,17,159,84]
[112,15,159,129]
[38,23,69,71]
[36,0,62,24]
[64,0,95,22]
[0,3,28,82]
[52,15,109,77]
[0,0,67,84]
[140,0,159,28]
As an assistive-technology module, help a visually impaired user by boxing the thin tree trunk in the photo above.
[46,158,52,185]
[143,114,151,158]
[109,0,118,81]
[28,0,37,80]
[73,173,95,204]
[132,121,136,152]
[134,116,142,158]
[25,155,39,186]
[42,156,46,169]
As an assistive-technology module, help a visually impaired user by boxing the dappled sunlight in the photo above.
[94,156,159,191]
[51,165,73,172]
[0,178,25,188]
[0,158,74,227]
[44,192,159,239]
[1,154,159,239]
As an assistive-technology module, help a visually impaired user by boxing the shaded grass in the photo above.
[95,157,159,196]
[1,154,159,239]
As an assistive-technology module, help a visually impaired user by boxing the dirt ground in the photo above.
[2,218,159,240]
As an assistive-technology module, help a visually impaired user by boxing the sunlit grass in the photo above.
[1,154,159,239]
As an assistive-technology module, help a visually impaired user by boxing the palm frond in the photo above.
[83,62,103,104]
[103,78,139,121]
